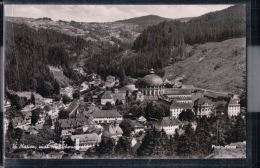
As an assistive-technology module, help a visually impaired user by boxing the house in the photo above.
[80,82,89,93]
[24,127,38,135]
[61,128,75,138]
[105,75,116,88]
[103,122,123,142]
[228,95,241,117]
[66,100,80,117]
[170,101,193,118]
[58,117,88,130]
[71,132,102,151]
[152,117,182,135]
[112,91,126,104]
[138,116,147,124]
[101,91,115,105]
[92,109,123,124]
[129,120,145,134]
[194,98,215,117]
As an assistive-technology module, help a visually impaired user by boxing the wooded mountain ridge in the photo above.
[5,4,246,97]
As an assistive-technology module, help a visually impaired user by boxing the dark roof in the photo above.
[229,98,240,105]
[71,133,100,144]
[164,88,192,95]
[136,69,163,87]
[112,92,126,101]
[129,120,145,129]
[194,97,213,105]
[170,101,192,109]
[153,117,182,127]
[101,91,113,99]
[92,109,122,118]
[67,100,79,114]
[58,118,88,129]
[174,97,192,100]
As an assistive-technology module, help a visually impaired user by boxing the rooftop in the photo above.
[103,123,123,137]
[164,88,192,95]
[92,109,122,118]
[101,91,113,99]
[153,117,182,127]
[71,133,100,143]
[136,68,164,87]
[170,101,193,109]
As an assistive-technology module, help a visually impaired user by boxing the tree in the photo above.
[6,121,15,150]
[62,95,72,104]
[44,114,53,127]
[194,117,213,156]
[176,134,192,157]
[95,137,115,157]
[14,128,23,145]
[103,102,113,110]
[72,90,80,99]
[144,102,169,120]
[115,136,130,156]
[30,92,35,105]
[64,137,75,146]
[53,81,60,95]
[136,128,168,157]
[230,115,246,142]
[31,109,40,126]
[119,119,134,137]
[178,109,195,122]
[58,109,69,119]
[36,126,55,146]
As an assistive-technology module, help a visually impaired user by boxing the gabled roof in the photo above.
[153,117,182,128]
[113,90,126,99]
[229,98,240,105]
[71,133,100,144]
[101,91,113,99]
[58,118,88,129]
[138,116,147,122]
[103,123,123,137]
[66,100,79,114]
[92,109,122,118]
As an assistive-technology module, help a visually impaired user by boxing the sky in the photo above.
[5,5,233,23]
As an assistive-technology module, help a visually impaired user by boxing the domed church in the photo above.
[135,68,165,99]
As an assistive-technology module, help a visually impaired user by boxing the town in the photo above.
[4,67,246,158]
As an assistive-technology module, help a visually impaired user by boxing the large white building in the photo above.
[135,68,165,99]
[170,101,193,118]
[153,117,182,135]
[71,132,102,151]
[194,98,215,117]
[228,95,241,117]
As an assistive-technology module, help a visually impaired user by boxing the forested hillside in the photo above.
[5,22,86,97]
[5,4,246,97]
[128,4,246,76]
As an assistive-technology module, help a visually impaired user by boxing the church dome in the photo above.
[137,68,164,87]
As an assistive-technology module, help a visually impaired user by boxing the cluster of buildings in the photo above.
[6,68,242,153]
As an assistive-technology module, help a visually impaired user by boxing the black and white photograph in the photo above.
[4,4,246,159]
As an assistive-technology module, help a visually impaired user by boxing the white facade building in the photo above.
[228,95,241,117]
